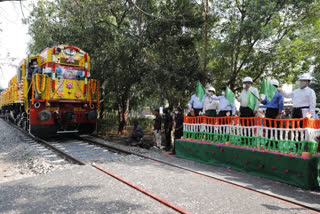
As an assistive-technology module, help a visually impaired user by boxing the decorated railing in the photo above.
[182,116,320,156]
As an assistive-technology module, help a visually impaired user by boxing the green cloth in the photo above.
[175,140,320,190]
[260,79,277,102]
[195,80,206,101]
[225,86,235,106]
[247,90,257,111]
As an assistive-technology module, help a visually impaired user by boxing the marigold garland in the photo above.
[45,77,50,105]
[97,80,100,109]
[88,80,92,106]
[91,79,96,95]
[35,74,47,96]
[32,77,35,105]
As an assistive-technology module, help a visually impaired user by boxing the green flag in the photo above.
[225,86,235,106]
[195,80,206,101]
[260,79,277,102]
[247,90,257,111]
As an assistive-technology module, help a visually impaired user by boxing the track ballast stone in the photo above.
[0,119,73,183]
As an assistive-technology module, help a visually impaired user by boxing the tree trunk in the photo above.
[201,0,208,86]
[118,95,129,135]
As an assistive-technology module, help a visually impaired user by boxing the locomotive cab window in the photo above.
[17,67,22,82]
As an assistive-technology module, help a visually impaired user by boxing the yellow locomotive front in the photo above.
[0,45,99,137]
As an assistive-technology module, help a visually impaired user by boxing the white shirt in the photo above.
[238,86,260,111]
[280,86,316,117]
[213,96,236,115]
[188,94,204,109]
[203,95,219,112]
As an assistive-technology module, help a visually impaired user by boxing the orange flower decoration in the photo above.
[75,92,81,98]
[57,91,64,97]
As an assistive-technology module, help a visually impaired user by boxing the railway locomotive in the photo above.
[0,45,99,137]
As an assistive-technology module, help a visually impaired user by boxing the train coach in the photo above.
[0,45,99,137]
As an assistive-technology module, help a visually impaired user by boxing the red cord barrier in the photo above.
[92,164,190,214]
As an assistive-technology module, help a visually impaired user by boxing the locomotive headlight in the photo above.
[34,102,41,109]
[38,110,51,121]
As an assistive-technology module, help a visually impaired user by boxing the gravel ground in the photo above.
[84,135,320,211]
[0,119,72,184]
[0,165,176,214]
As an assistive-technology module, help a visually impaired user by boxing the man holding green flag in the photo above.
[188,81,205,116]
[258,79,284,119]
[238,77,260,117]
[212,86,236,117]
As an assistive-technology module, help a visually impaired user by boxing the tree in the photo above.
[205,0,320,93]
[25,0,320,133]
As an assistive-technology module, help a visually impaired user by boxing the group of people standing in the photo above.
[153,107,184,154]
[189,73,316,120]
[134,73,316,154]
[189,87,235,117]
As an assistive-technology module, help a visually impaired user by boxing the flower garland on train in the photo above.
[34,73,48,96]
[87,79,99,108]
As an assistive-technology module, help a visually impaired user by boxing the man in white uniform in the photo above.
[278,73,316,118]
[238,77,259,117]
[202,87,219,117]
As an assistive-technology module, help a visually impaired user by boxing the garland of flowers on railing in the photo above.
[182,116,320,156]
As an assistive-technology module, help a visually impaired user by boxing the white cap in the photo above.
[315,108,320,112]
[242,77,253,83]
[270,79,279,87]
[207,86,216,93]
[299,73,312,81]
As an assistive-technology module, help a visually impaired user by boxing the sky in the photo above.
[0,0,38,88]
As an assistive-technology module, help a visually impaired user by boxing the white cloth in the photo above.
[203,95,219,112]
[154,130,161,147]
[280,86,316,117]
[238,86,260,111]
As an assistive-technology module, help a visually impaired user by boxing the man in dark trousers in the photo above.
[171,107,184,155]
[28,60,42,99]
[164,107,174,151]
[258,79,284,145]
[153,109,162,149]
[259,79,284,119]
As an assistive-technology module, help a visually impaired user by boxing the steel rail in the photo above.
[0,119,85,165]
[82,136,320,213]
[1,119,317,213]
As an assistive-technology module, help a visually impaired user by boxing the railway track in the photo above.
[2,118,319,213]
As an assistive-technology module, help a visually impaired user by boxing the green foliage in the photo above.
[97,112,154,134]
[206,0,320,92]
[25,0,320,131]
